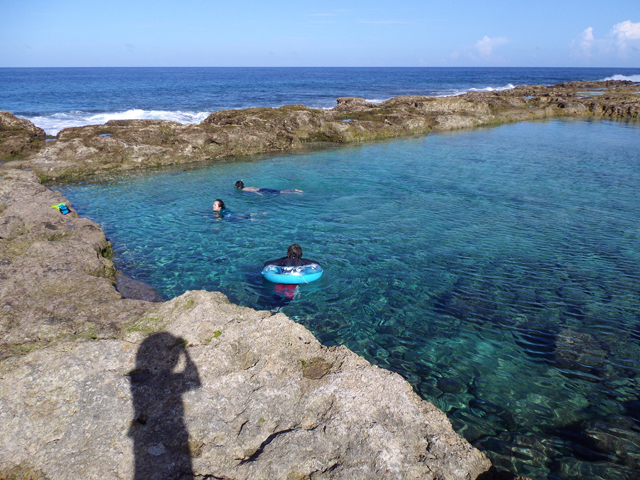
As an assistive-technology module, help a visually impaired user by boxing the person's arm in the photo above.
[175,346,201,392]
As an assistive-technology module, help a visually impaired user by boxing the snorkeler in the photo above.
[235,180,302,195]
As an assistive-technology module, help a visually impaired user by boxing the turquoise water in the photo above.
[58,119,640,479]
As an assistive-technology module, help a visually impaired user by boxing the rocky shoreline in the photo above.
[1,80,638,182]
[1,80,637,479]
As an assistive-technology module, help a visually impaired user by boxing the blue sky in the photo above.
[1,0,639,67]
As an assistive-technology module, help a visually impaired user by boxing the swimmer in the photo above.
[264,243,319,268]
[212,199,226,212]
[212,198,262,221]
[235,180,302,195]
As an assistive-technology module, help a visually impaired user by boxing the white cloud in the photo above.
[611,20,640,54]
[571,20,640,60]
[475,36,509,59]
[572,27,594,57]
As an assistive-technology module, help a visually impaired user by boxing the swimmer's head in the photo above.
[213,199,225,211]
[235,181,244,189]
[287,243,303,259]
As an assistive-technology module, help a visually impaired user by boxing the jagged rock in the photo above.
[2,81,637,182]
[0,290,492,480]
[1,81,634,479]
[0,111,46,160]
[0,170,152,361]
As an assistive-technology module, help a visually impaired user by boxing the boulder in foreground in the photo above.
[0,290,491,479]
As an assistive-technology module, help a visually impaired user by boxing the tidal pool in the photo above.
[57,119,640,479]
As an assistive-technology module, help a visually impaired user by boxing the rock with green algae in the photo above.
[0,111,46,160]
[0,170,152,361]
[1,81,637,182]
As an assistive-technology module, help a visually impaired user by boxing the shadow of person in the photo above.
[128,332,201,479]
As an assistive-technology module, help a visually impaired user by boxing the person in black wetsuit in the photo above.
[263,243,319,267]
[235,180,302,195]
[261,244,319,306]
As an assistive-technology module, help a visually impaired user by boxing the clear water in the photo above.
[2,67,640,135]
[56,119,640,480]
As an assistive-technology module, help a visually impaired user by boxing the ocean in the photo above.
[1,67,640,135]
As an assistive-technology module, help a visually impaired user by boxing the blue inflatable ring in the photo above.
[261,264,323,284]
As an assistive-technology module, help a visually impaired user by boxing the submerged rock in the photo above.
[116,273,165,303]
[554,328,609,381]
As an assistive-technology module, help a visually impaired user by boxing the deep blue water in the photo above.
[1,67,639,134]
[56,119,640,480]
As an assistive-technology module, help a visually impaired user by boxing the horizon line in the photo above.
[0,65,636,69]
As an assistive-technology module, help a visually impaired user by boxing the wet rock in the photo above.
[116,273,164,303]
[301,356,333,379]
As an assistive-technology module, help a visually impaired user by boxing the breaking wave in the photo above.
[363,84,517,103]
[24,109,211,136]
[602,74,640,82]
[467,83,516,93]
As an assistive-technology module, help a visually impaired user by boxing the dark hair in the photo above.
[235,180,244,189]
[287,243,303,259]
[213,199,225,209]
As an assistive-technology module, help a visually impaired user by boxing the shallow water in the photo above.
[57,119,640,479]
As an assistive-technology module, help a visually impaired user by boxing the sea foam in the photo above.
[602,74,640,82]
[468,83,516,93]
[24,109,211,136]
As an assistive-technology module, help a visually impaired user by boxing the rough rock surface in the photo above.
[1,81,638,181]
[0,111,46,160]
[0,169,152,361]
[0,290,491,479]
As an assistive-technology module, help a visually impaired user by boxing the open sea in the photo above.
[1,67,639,135]
[4,68,640,479]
